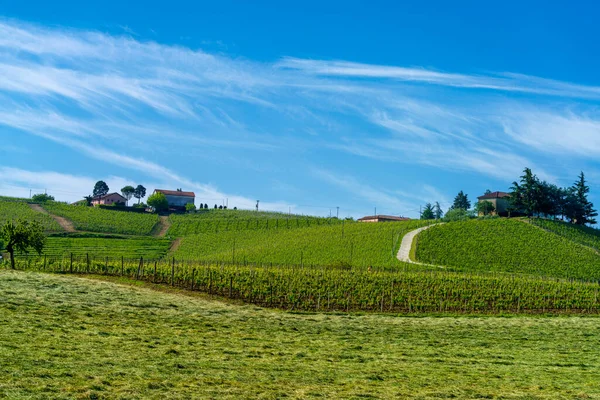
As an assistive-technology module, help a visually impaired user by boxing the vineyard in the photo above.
[42,203,159,235]
[531,218,600,251]
[25,236,173,259]
[414,219,600,280]
[167,209,344,236]
[0,199,63,232]
[7,256,600,314]
[172,219,431,268]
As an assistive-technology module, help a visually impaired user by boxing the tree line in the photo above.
[420,168,597,225]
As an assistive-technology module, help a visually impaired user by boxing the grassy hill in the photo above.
[0,199,63,232]
[167,209,343,236]
[2,270,600,399]
[172,219,429,268]
[42,203,159,236]
[415,218,600,280]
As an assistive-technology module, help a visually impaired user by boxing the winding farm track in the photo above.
[28,203,76,232]
[397,223,444,267]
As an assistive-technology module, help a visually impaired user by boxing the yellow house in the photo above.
[477,191,510,216]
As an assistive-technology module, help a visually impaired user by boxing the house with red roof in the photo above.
[477,191,511,216]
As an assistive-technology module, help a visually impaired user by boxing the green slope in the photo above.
[172,219,429,268]
[167,209,343,236]
[0,200,62,233]
[531,218,600,251]
[42,203,159,236]
[415,219,600,280]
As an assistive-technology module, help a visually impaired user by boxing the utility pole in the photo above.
[29,189,32,198]
[374,207,377,216]
[336,206,339,219]
[256,200,260,211]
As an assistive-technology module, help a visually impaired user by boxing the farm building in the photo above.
[358,215,411,223]
[154,189,195,210]
[477,191,511,216]
[91,193,127,206]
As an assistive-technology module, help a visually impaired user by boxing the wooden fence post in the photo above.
[121,256,124,276]
[171,257,175,287]
[86,253,89,273]
[70,253,73,274]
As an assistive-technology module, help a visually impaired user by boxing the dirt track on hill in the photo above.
[29,203,76,232]
[156,216,171,237]
[397,224,444,268]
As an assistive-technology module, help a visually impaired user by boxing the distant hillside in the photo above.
[415,219,600,280]
[167,209,343,236]
[0,199,63,233]
[42,203,159,236]
[172,219,429,268]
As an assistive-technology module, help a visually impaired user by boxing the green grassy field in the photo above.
[172,219,430,268]
[415,219,600,280]
[0,199,63,232]
[167,209,343,236]
[42,203,159,236]
[1,270,599,399]
[32,236,172,259]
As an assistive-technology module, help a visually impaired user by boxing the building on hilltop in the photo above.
[154,189,195,211]
[91,192,127,206]
[358,215,411,223]
[477,191,511,216]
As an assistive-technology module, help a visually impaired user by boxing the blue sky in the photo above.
[1,1,600,218]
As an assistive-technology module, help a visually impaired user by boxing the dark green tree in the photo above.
[421,203,435,220]
[510,168,541,217]
[572,172,597,225]
[433,202,444,220]
[450,191,471,211]
[1,220,45,269]
[93,181,109,198]
[133,185,147,204]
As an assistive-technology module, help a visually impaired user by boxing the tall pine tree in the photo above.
[450,191,470,211]
[421,203,435,220]
[572,172,597,225]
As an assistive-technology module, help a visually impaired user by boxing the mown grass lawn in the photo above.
[1,270,599,399]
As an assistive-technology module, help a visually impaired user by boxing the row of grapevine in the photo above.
[415,219,600,280]
[9,256,600,314]
[172,220,431,268]
[42,203,160,236]
[167,210,344,236]
[24,237,173,259]
[0,200,62,232]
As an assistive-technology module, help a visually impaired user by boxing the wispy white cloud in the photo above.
[277,58,600,100]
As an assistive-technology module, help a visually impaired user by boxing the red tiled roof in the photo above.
[155,189,196,197]
[477,191,510,200]
[358,215,411,221]
[93,192,126,201]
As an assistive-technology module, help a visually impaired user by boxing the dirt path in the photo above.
[397,224,444,267]
[155,216,171,237]
[29,203,76,232]
[169,238,182,253]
